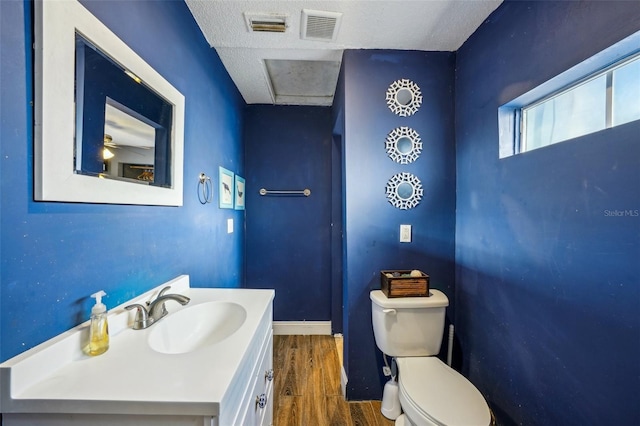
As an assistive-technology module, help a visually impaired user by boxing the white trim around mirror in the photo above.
[34,0,185,206]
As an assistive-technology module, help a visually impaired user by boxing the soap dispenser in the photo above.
[88,290,109,356]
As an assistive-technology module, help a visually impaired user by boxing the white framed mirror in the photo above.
[385,79,423,117]
[34,0,185,206]
[385,172,423,210]
[385,126,422,164]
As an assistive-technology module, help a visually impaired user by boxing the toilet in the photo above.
[371,290,491,426]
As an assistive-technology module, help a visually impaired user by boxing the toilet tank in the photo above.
[370,290,449,357]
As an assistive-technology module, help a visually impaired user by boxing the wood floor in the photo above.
[273,335,395,426]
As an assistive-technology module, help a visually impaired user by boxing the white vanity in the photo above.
[0,275,275,426]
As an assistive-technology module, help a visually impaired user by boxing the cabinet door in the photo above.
[238,331,273,426]
[258,334,274,426]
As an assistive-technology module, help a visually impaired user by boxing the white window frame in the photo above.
[498,30,640,159]
[520,54,639,152]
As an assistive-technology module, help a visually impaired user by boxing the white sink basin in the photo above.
[148,301,247,354]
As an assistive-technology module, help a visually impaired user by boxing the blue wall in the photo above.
[455,1,640,424]
[244,105,333,321]
[2,1,639,421]
[0,0,245,361]
[337,50,457,399]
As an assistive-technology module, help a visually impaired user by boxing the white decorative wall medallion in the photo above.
[385,172,423,210]
[385,79,422,117]
[385,127,422,164]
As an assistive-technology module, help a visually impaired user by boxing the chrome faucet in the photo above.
[148,286,190,321]
[125,286,190,330]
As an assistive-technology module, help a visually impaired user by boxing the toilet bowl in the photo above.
[370,290,491,426]
[396,357,490,426]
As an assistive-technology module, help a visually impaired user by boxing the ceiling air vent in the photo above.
[301,9,342,42]
[244,13,288,33]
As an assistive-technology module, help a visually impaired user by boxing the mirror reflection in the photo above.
[103,100,156,183]
[396,136,413,154]
[395,88,413,106]
[75,34,173,187]
[397,182,414,199]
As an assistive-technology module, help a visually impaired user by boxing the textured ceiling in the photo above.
[185,0,503,106]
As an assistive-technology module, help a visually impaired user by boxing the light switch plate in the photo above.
[227,218,233,233]
[400,224,412,242]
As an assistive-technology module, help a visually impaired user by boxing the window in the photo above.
[498,30,640,158]
[612,57,640,126]
[521,55,640,152]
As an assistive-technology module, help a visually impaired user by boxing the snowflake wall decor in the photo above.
[385,79,423,117]
[385,126,422,164]
[385,172,424,210]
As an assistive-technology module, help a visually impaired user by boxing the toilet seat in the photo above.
[396,357,491,426]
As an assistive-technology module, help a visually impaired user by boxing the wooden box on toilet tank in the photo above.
[380,270,430,298]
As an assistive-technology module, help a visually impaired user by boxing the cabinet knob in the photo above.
[265,368,274,381]
[256,393,267,409]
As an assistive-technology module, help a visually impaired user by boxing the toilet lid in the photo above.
[396,357,490,426]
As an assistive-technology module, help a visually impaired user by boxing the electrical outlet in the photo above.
[400,224,412,243]
[227,218,233,233]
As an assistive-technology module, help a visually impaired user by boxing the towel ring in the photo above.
[198,173,213,204]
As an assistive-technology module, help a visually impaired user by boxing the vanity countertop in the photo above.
[0,276,275,417]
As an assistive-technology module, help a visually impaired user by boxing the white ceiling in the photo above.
[185,0,503,106]
[104,104,155,149]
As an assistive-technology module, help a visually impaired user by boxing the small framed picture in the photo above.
[234,175,245,210]
[218,167,234,209]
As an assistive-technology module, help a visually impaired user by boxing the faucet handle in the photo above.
[125,303,153,330]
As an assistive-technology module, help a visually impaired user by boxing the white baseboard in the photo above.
[341,365,348,398]
[272,321,332,335]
